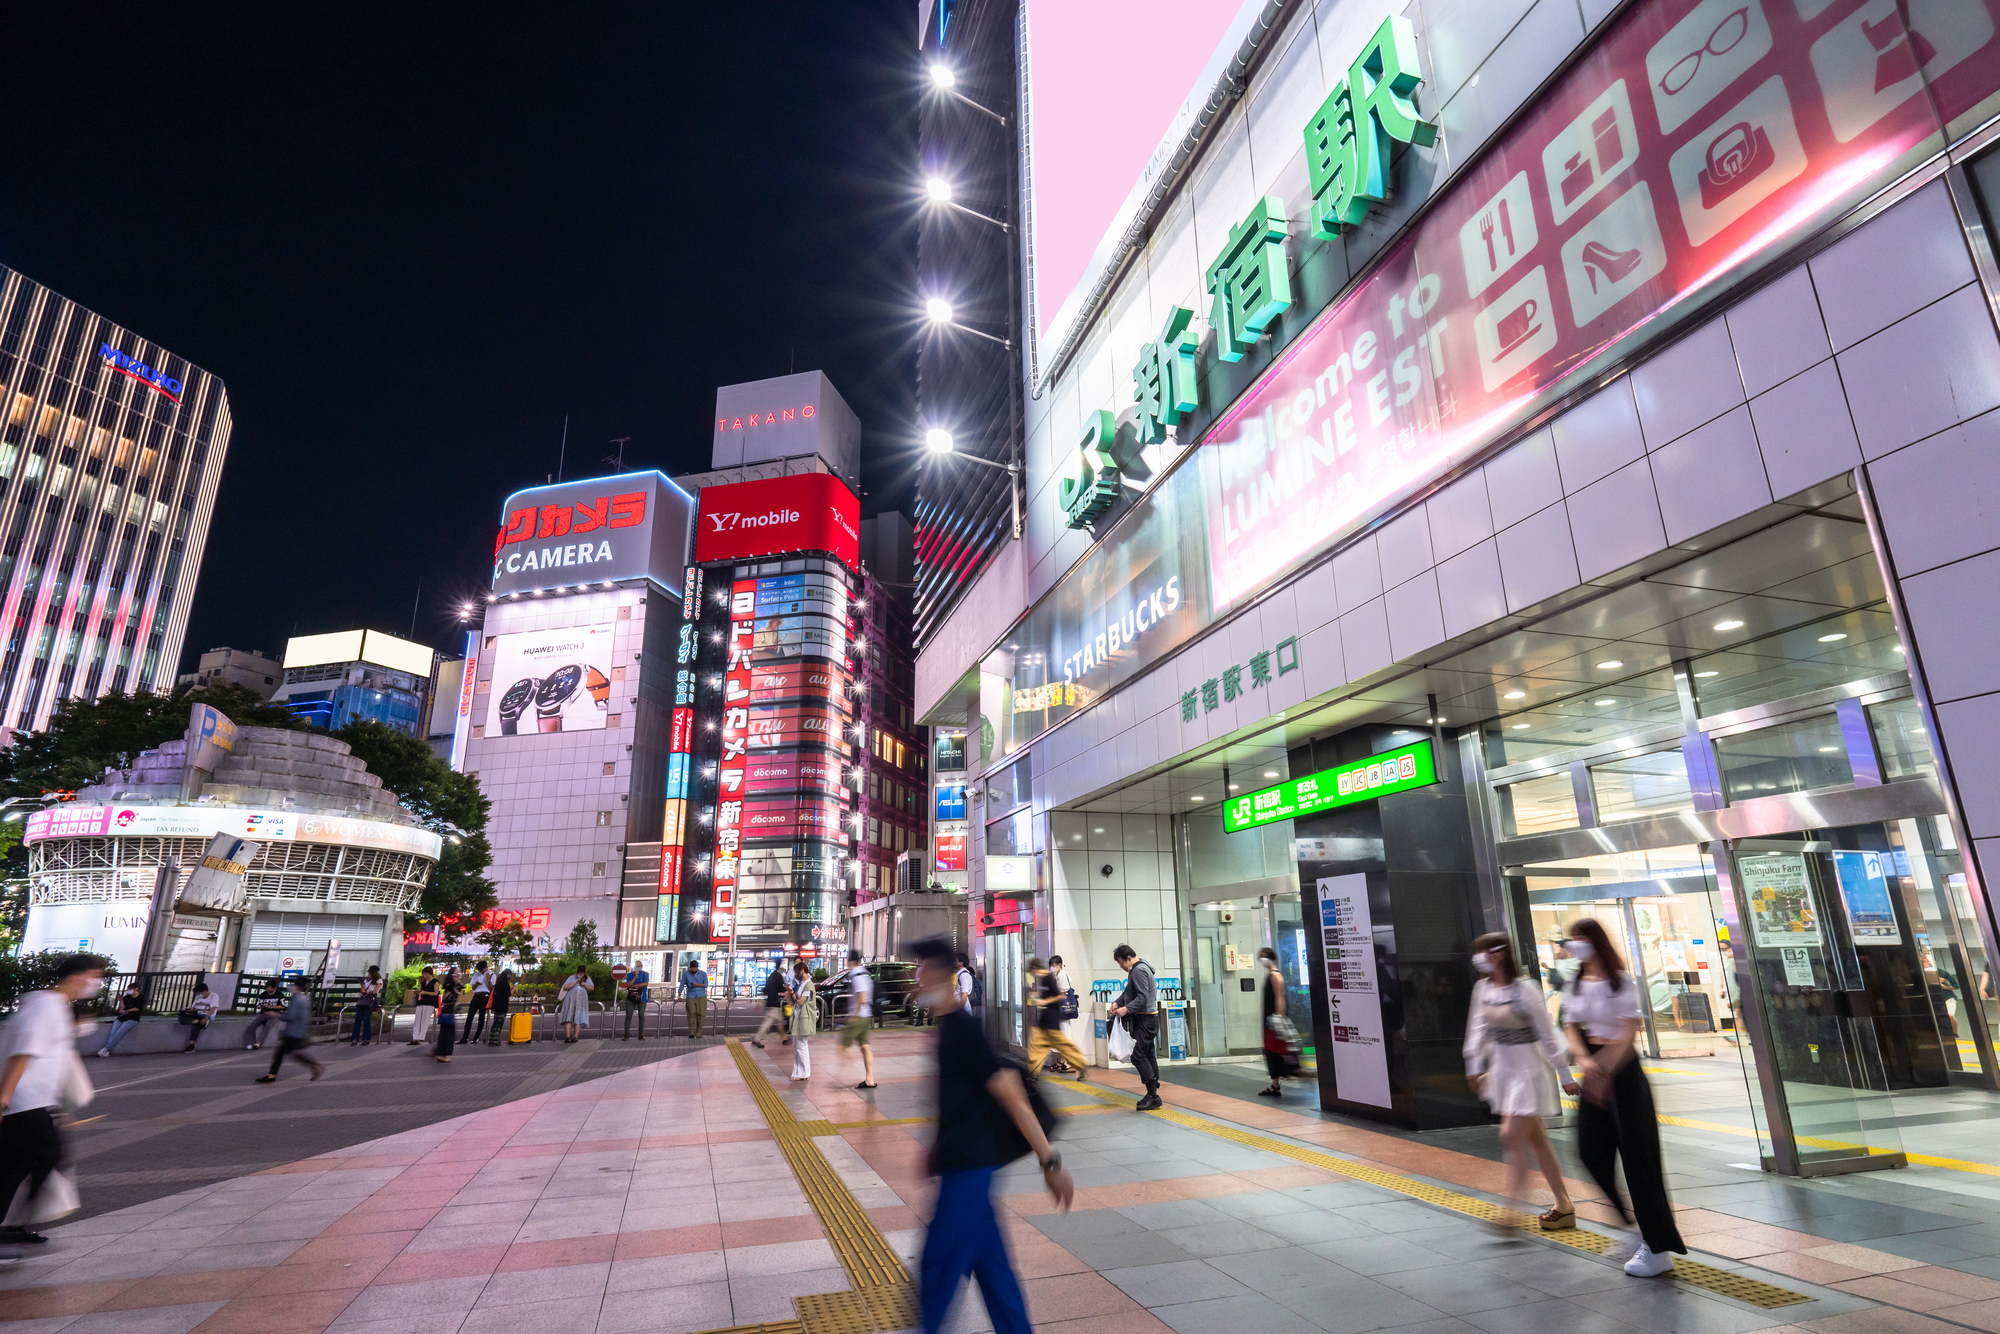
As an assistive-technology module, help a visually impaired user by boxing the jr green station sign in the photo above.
[1223,740,1439,833]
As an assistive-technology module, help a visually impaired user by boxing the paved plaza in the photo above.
[7,1029,2000,1334]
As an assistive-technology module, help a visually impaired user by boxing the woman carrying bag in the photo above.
[1462,932,1578,1230]
[408,967,439,1046]
[788,962,817,1081]
[1047,956,1081,1074]
[1258,948,1303,1098]
[1562,918,1686,1278]
[557,965,594,1042]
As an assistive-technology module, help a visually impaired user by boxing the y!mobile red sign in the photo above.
[1198,0,2000,610]
[694,474,860,567]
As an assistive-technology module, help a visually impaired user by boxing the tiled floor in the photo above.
[2,1029,1988,1334]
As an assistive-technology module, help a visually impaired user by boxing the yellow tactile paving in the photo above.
[1563,1098,2000,1177]
[1062,1078,1812,1310]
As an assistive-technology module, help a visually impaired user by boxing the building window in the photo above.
[602,762,616,776]
[592,863,606,877]
[596,811,611,827]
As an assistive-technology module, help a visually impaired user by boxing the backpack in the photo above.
[968,968,985,1011]
[990,1052,1059,1164]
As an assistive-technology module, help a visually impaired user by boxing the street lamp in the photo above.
[922,426,1021,539]
[922,176,1010,232]
[923,296,1010,349]
[925,62,1007,127]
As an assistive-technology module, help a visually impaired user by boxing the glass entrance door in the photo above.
[1270,893,1320,1071]
[1190,897,1269,1058]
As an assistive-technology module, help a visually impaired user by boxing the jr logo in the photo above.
[1059,409,1119,529]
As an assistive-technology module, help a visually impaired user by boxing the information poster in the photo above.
[1316,873,1392,1108]
[1744,855,1822,947]
[1833,849,1903,946]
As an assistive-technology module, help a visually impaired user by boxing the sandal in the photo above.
[1539,1206,1576,1231]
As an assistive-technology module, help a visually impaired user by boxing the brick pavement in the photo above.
[1,1029,1989,1334]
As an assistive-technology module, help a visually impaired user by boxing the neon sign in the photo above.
[99,344,183,403]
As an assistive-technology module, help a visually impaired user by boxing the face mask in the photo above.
[80,978,105,998]
[1568,939,1595,960]
[1471,952,1494,974]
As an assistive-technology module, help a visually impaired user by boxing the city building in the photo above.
[914,0,2000,1173]
[0,265,232,730]
[20,723,440,974]
[424,653,467,764]
[175,646,282,698]
[272,629,435,737]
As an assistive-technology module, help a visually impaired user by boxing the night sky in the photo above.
[0,4,920,670]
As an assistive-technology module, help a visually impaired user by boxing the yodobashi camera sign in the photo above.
[491,471,695,598]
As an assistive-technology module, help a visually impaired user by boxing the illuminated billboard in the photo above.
[693,473,860,567]
[491,471,694,597]
[283,628,434,677]
[483,624,616,736]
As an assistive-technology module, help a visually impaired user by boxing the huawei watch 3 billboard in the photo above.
[491,471,695,598]
[484,624,616,735]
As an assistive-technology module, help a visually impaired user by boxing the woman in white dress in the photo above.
[788,962,818,1081]
[556,966,593,1043]
[1463,932,1579,1230]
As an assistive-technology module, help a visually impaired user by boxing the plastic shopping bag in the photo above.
[1106,1015,1135,1062]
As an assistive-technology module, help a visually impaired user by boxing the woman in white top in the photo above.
[1561,917,1686,1278]
[788,963,818,1081]
[1463,933,1578,1229]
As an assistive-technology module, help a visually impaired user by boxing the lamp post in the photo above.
[927,63,1008,127]
[924,429,1021,541]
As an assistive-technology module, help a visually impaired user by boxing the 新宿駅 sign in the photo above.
[1223,741,1438,833]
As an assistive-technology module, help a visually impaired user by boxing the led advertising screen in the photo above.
[1023,0,1261,369]
[492,471,695,597]
[693,473,860,567]
[484,624,616,735]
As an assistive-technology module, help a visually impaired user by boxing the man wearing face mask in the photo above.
[0,953,104,1256]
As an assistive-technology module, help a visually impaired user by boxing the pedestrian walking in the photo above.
[953,953,980,1015]
[182,983,218,1052]
[1561,917,1686,1277]
[1108,944,1162,1110]
[1026,958,1088,1082]
[434,968,462,1062]
[1463,932,1579,1230]
[350,966,384,1045]
[909,936,1071,1334]
[0,953,105,1259]
[487,968,514,1046]
[244,979,285,1049]
[96,986,145,1058]
[621,960,651,1039]
[465,962,494,1043]
[1258,947,1300,1097]
[838,950,877,1089]
[749,963,788,1048]
[1047,955,1081,1073]
[682,956,709,1038]
[557,964,592,1042]
[409,967,439,1046]
[255,978,325,1083]
[788,962,817,1081]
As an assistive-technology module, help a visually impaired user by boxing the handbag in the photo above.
[1059,987,1080,1022]
[4,1167,79,1227]
[60,1050,95,1114]
[1266,1013,1302,1054]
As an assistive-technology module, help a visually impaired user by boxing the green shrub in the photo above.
[0,950,83,1012]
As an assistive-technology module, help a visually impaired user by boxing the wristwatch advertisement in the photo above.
[534,663,611,732]
[482,623,617,737]
[496,678,537,735]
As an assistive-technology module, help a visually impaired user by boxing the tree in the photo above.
[0,682,309,799]
[0,820,26,955]
[333,720,496,939]
[564,918,601,962]
[475,920,535,967]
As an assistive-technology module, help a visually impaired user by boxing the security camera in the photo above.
[1100,864,1114,877]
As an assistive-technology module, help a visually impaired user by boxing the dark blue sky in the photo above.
[0,4,920,668]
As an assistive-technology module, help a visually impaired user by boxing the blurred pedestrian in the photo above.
[749,964,787,1048]
[1047,955,1080,1073]
[350,966,384,1046]
[466,961,494,1043]
[1258,948,1301,1098]
[557,964,592,1042]
[1108,945,1161,1110]
[244,979,284,1049]
[1463,932,1578,1230]
[1026,958,1086,1082]
[909,936,1070,1334]
[96,985,145,1058]
[434,967,462,1062]
[0,953,105,1258]
[682,956,709,1039]
[255,978,324,1083]
[788,962,817,1081]
[839,950,877,1089]
[182,983,218,1053]
[1562,918,1685,1277]
[487,968,514,1046]
[408,967,439,1046]
[621,960,650,1040]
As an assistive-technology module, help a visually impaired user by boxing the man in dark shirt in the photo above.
[487,969,514,1046]
[750,964,789,1049]
[909,936,1071,1334]
[1109,944,1162,1110]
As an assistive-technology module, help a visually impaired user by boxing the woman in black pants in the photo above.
[1561,917,1685,1278]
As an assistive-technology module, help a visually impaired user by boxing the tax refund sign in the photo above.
[1224,741,1439,832]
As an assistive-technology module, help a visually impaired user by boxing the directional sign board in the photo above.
[1223,740,1439,833]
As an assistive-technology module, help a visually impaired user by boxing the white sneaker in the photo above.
[95,1049,109,1058]
[1624,1244,1675,1277]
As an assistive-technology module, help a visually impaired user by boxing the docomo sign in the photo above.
[694,474,860,567]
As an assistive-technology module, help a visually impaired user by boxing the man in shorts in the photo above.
[839,949,877,1089]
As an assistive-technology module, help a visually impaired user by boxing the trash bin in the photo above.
[508,1010,534,1044]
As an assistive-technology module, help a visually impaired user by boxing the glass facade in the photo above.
[0,266,229,728]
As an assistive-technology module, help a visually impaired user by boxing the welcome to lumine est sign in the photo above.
[1223,740,1439,832]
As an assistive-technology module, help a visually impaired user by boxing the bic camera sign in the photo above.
[1060,16,1433,531]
